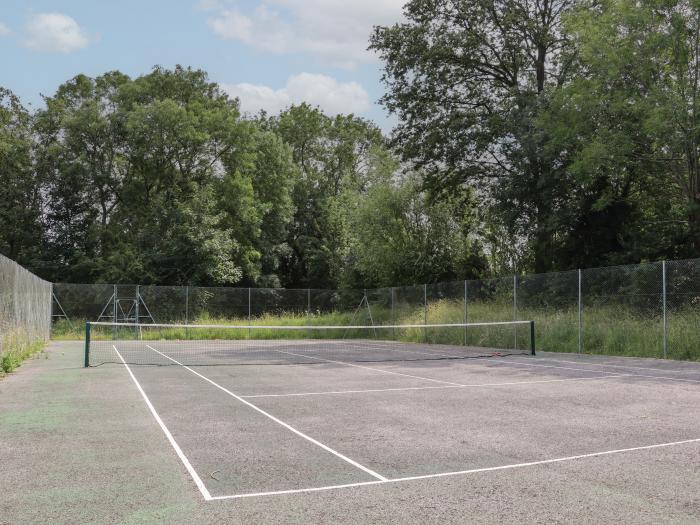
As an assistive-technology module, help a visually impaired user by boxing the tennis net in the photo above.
[84,320,536,367]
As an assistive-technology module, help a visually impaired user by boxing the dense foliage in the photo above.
[0,67,487,287]
[3,0,700,286]
[370,0,700,271]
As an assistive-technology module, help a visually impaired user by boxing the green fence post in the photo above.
[84,322,91,367]
[530,321,536,356]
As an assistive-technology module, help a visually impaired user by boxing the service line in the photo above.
[241,373,628,399]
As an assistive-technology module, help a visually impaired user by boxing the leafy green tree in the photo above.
[370,0,577,272]
[264,104,388,287]
[344,167,488,287]
[33,67,296,284]
[218,130,296,286]
[0,88,43,264]
[562,0,700,256]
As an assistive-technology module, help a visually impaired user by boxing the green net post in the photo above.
[529,320,536,356]
[84,322,91,367]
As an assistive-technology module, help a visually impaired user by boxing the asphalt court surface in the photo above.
[114,340,700,499]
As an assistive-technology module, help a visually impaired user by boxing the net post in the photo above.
[529,320,536,356]
[662,260,667,359]
[84,322,91,367]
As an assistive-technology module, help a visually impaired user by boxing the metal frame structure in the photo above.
[97,285,156,324]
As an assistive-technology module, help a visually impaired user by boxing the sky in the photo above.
[0,0,405,131]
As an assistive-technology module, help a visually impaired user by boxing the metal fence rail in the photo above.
[52,258,700,360]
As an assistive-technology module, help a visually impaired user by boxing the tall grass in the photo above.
[51,299,700,361]
[1,329,47,375]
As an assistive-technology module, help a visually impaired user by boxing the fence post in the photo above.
[662,260,667,359]
[463,279,468,346]
[391,287,395,340]
[578,269,582,354]
[135,284,140,324]
[306,288,311,338]
[248,287,252,339]
[513,274,518,349]
[185,286,189,325]
[424,283,428,343]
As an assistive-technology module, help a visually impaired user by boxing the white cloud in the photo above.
[0,22,10,36]
[222,73,370,116]
[207,0,404,69]
[24,13,89,53]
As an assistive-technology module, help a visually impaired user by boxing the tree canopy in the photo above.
[3,0,700,286]
[0,67,487,286]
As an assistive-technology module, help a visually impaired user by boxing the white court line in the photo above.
[208,437,700,500]
[270,348,466,386]
[145,344,388,482]
[373,342,700,385]
[241,374,629,398]
[491,358,700,384]
[525,356,700,375]
[112,345,212,500]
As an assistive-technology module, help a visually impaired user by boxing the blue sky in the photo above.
[0,0,404,131]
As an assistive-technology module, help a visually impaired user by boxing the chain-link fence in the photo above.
[0,254,52,372]
[51,258,700,360]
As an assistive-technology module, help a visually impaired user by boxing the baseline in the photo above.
[209,437,700,500]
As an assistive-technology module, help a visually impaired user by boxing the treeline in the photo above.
[3,0,700,287]
[370,0,700,273]
[0,68,486,288]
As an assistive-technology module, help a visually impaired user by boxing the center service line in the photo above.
[145,344,388,482]
[112,345,213,500]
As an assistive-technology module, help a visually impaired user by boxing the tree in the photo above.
[563,0,700,256]
[264,104,388,287]
[218,129,296,287]
[0,88,42,264]
[345,171,488,287]
[370,0,577,272]
[33,66,296,284]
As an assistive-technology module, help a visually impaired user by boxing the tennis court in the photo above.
[2,322,700,523]
[86,323,700,499]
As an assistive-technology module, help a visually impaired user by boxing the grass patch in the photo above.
[1,331,47,376]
